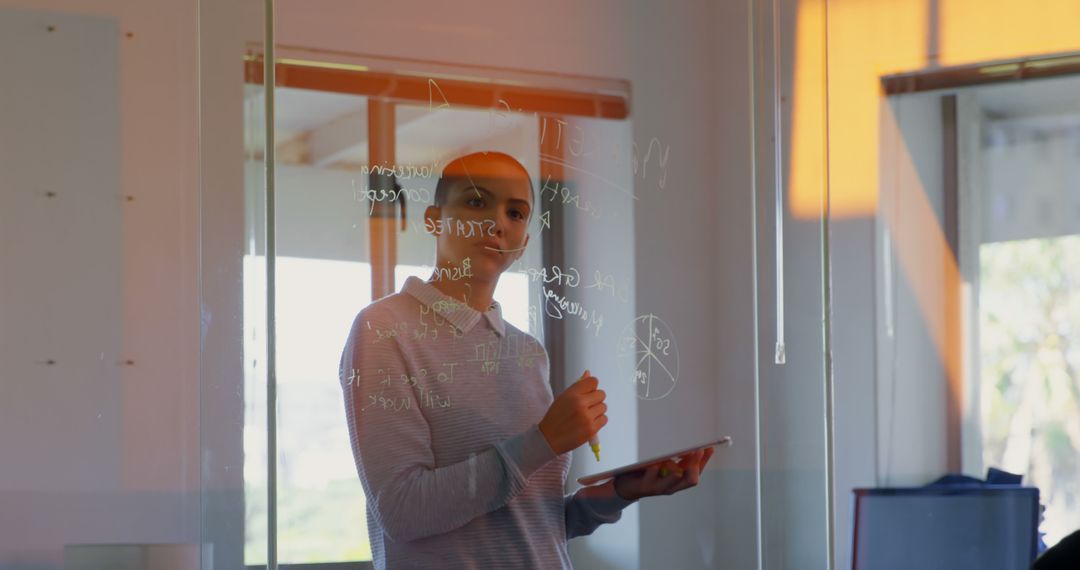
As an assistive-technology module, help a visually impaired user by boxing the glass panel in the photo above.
[753,0,833,568]
[0,1,212,569]
[269,84,377,564]
[199,0,268,568]
[250,0,835,568]
[260,48,643,565]
[827,1,1080,568]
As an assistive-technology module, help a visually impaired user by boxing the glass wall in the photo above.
[3,0,845,568]
[0,0,245,568]
[248,50,629,563]
[241,1,832,569]
[752,0,832,568]
[257,2,771,567]
[198,1,268,569]
[34,1,1080,567]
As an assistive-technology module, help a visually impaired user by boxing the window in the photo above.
[974,106,1080,546]
[979,236,1080,546]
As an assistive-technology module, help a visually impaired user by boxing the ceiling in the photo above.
[244,86,533,169]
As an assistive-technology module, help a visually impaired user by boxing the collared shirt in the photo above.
[339,276,633,570]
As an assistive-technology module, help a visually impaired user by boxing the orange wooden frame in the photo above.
[244,55,630,120]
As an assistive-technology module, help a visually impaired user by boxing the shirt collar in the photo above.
[402,276,506,336]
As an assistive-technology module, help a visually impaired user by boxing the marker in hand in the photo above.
[537,370,608,460]
[582,371,602,462]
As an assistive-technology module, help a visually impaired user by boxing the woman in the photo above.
[340,151,712,569]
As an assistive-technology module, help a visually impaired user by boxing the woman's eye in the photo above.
[509,209,525,220]
[466,197,485,207]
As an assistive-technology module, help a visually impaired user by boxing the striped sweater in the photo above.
[339,276,634,569]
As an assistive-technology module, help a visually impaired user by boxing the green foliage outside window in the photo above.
[981,236,1080,546]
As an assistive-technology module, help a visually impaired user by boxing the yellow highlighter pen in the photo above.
[581,370,601,462]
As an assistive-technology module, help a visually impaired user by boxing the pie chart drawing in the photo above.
[616,313,680,400]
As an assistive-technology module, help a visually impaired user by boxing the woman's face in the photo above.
[427,159,532,281]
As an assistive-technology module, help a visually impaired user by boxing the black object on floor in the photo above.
[1032,530,1080,570]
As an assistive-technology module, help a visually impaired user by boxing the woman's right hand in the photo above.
[538,372,607,455]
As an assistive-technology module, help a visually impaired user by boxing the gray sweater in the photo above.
[339,276,634,569]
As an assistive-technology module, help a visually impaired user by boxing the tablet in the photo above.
[576,436,732,486]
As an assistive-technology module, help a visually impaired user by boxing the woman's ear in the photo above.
[423,205,441,235]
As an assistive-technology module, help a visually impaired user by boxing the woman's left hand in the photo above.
[612,447,715,501]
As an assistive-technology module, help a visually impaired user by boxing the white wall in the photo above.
[830,91,955,570]
[830,90,954,570]
[874,92,951,487]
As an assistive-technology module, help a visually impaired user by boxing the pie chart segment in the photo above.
[616,313,680,400]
